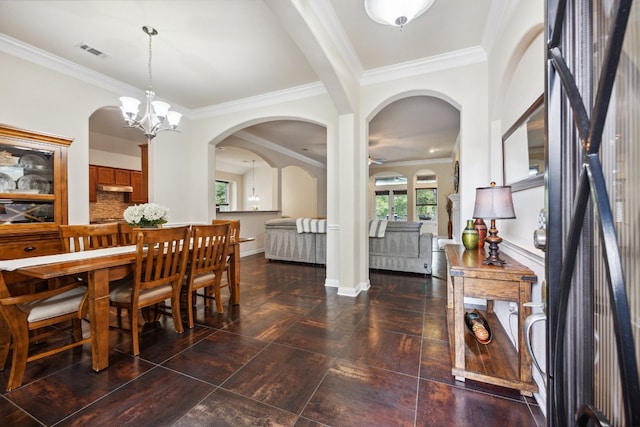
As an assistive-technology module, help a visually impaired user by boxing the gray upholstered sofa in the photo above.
[264,218,326,264]
[264,218,433,275]
[369,221,433,275]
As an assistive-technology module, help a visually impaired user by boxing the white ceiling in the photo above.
[0,0,494,174]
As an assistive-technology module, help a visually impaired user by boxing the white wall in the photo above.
[89,148,141,170]
[486,0,546,413]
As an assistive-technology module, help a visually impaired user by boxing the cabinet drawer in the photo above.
[0,238,62,260]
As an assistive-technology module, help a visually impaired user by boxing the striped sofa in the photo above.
[264,218,433,275]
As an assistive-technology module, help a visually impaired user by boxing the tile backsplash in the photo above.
[90,191,132,222]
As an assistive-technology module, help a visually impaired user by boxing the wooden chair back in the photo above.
[185,223,230,325]
[212,219,240,242]
[133,226,191,297]
[60,222,130,282]
[59,223,121,252]
[118,222,136,245]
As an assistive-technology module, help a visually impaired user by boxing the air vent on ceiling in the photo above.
[78,43,107,58]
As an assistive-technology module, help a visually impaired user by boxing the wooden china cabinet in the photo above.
[0,124,72,259]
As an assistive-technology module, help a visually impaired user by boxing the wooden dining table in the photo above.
[0,237,252,372]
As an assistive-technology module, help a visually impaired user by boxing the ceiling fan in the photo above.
[368,156,384,165]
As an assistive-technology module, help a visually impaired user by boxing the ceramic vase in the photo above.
[473,218,487,248]
[462,219,479,250]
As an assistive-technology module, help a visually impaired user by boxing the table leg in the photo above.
[87,268,110,371]
[519,280,533,384]
[453,276,465,380]
[228,243,240,305]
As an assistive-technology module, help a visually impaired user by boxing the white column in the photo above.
[336,113,369,296]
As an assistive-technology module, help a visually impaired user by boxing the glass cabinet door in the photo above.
[0,124,71,260]
[0,141,56,224]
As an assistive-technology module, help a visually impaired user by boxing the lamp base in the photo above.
[483,223,506,266]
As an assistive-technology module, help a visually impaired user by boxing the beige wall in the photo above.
[282,165,318,218]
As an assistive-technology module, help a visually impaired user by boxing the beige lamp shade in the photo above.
[472,184,516,220]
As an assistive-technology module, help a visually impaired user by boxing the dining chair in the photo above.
[211,219,239,284]
[0,273,90,391]
[59,222,131,285]
[118,222,136,246]
[59,223,121,252]
[185,223,231,327]
[108,226,190,355]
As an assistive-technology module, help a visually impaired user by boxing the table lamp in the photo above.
[472,182,516,265]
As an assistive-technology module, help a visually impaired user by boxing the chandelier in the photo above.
[119,26,182,140]
[364,0,435,30]
[248,160,260,209]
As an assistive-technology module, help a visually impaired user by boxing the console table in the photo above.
[445,244,538,395]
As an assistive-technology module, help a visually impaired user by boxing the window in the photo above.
[215,180,230,211]
[416,188,437,221]
[375,176,408,186]
[375,190,407,221]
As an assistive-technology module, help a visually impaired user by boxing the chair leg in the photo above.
[214,281,224,314]
[172,294,184,334]
[6,324,29,391]
[187,288,195,329]
[130,308,140,356]
[72,318,83,342]
[0,321,11,371]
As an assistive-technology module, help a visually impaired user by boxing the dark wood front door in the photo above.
[546,0,640,425]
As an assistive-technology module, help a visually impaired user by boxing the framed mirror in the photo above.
[502,95,544,191]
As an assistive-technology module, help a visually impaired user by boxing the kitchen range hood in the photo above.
[96,184,133,193]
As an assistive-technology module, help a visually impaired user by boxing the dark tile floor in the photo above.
[1,251,546,426]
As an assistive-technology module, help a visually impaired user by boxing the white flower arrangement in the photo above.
[123,203,169,227]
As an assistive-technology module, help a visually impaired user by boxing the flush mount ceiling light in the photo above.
[364,0,435,30]
[119,26,182,141]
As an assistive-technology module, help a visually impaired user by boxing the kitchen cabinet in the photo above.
[0,124,72,259]
[89,165,97,202]
[114,169,130,186]
[128,170,146,203]
[89,165,145,204]
[96,166,115,185]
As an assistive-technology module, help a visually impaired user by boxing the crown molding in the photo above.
[362,46,487,86]
[0,33,187,112]
[235,130,326,169]
[189,82,326,120]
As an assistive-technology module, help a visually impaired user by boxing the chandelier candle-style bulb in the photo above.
[119,26,182,140]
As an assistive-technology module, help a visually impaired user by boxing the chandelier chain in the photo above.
[119,25,182,140]
[147,29,153,91]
